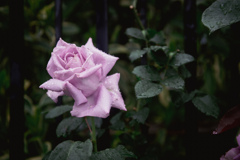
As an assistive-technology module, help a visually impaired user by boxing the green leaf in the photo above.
[45,105,72,119]
[149,46,168,52]
[178,65,191,79]
[49,140,93,160]
[67,140,93,160]
[162,76,185,90]
[149,32,166,45]
[129,50,147,62]
[135,80,163,99]
[132,65,161,81]
[125,28,145,40]
[132,108,149,124]
[169,53,194,67]
[56,117,85,137]
[90,145,137,160]
[170,90,197,107]
[192,95,220,118]
[202,0,240,34]
[110,112,125,131]
[149,48,168,66]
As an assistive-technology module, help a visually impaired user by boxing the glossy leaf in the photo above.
[169,53,194,67]
[110,112,125,131]
[213,105,240,134]
[49,140,92,160]
[125,28,145,40]
[129,50,147,62]
[56,117,85,137]
[149,46,168,52]
[135,80,163,99]
[132,108,149,124]
[162,76,185,90]
[90,145,137,160]
[149,32,165,45]
[192,95,219,119]
[202,0,240,34]
[178,65,191,79]
[132,65,161,81]
[45,105,72,119]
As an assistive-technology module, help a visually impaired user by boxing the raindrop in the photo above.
[216,21,222,25]
[220,3,224,9]
[89,105,93,108]
[209,25,214,29]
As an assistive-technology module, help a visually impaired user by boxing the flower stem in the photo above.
[131,0,145,31]
[90,117,98,152]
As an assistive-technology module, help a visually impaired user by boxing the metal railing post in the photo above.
[9,0,24,159]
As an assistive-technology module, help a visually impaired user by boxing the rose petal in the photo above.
[54,39,71,58]
[237,134,240,146]
[79,46,95,69]
[64,82,87,105]
[47,53,66,78]
[75,64,102,78]
[56,38,70,48]
[39,79,66,92]
[234,154,240,160]
[103,73,126,111]
[71,85,112,118]
[47,90,64,103]
[85,38,118,79]
[54,67,84,80]
[222,147,240,160]
[68,64,102,97]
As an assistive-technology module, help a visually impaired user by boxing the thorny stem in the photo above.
[131,0,149,48]
[85,117,92,133]
[131,0,145,31]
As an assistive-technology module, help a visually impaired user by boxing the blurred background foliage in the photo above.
[0,0,240,159]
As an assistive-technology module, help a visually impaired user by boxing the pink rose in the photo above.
[40,38,126,118]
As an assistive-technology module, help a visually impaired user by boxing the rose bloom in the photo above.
[221,134,240,160]
[40,38,126,118]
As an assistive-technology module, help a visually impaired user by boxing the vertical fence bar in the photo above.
[55,0,62,43]
[95,0,110,150]
[9,0,24,159]
[55,0,63,105]
[184,0,198,159]
[96,0,108,52]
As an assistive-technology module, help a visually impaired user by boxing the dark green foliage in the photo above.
[45,105,72,119]
[48,140,93,160]
[132,65,161,81]
[56,117,85,137]
[135,80,163,99]
[125,28,146,40]
[192,95,219,118]
[90,145,137,160]
[202,0,240,33]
